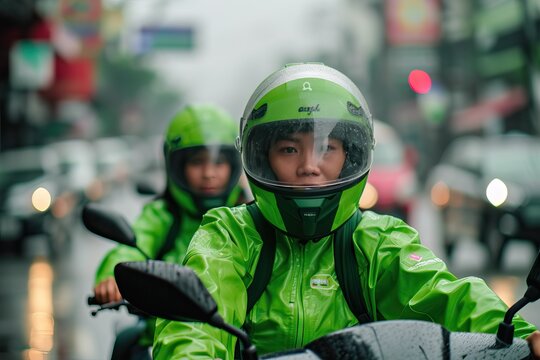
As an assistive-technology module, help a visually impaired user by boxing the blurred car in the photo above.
[90,137,133,200]
[45,139,97,205]
[131,134,166,196]
[425,133,540,267]
[359,119,419,221]
[0,146,77,257]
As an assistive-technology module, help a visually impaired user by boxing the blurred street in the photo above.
[0,184,539,360]
[0,183,149,360]
[1,0,539,359]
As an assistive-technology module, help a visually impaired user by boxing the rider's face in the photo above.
[268,132,346,186]
[184,149,231,195]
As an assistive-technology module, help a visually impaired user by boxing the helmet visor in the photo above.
[243,118,373,190]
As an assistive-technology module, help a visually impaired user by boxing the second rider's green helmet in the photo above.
[164,104,242,216]
[238,63,375,240]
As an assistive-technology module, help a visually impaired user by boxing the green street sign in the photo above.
[10,40,53,90]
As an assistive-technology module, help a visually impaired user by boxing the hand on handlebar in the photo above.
[93,277,122,304]
[528,331,540,359]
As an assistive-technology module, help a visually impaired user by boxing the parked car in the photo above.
[425,133,540,268]
[359,119,419,221]
[0,146,77,257]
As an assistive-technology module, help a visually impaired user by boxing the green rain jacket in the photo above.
[94,197,201,345]
[95,199,201,283]
[153,205,537,359]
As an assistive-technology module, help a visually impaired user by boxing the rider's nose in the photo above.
[297,152,321,177]
[202,163,217,178]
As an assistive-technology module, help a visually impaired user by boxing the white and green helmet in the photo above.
[238,63,375,240]
[164,104,242,216]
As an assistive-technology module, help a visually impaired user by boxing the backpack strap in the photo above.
[244,203,371,324]
[334,209,372,324]
[245,202,276,314]
[155,191,183,260]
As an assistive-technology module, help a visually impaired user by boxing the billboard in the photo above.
[386,0,441,46]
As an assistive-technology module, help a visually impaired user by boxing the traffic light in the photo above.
[408,69,432,94]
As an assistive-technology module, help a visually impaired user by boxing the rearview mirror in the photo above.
[114,261,259,359]
[497,250,540,345]
[114,261,219,323]
[82,203,136,248]
[526,251,540,292]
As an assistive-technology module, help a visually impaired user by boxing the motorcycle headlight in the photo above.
[32,187,52,212]
[485,178,527,209]
[486,178,508,207]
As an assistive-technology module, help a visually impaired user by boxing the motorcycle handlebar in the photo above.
[87,296,99,306]
[87,295,148,317]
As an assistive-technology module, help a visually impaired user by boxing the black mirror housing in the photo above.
[114,261,219,323]
[526,251,540,290]
[82,203,137,247]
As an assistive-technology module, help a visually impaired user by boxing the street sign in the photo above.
[10,40,53,90]
[137,26,195,53]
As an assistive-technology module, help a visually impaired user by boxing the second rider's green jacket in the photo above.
[94,197,201,345]
[153,204,537,359]
[94,198,200,285]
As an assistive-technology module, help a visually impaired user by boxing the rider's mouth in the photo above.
[200,187,218,194]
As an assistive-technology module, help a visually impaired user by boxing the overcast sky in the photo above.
[119,0,356,119]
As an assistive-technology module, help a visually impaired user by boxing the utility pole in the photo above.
[521,0,539,134]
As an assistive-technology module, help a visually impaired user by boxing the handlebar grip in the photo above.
[87,296,99,305]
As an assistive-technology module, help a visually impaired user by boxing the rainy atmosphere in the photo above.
[1,0,540,359]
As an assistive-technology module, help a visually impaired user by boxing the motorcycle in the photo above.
[83,202,540,359]
[114,255,540,359]
[82,203,152,360]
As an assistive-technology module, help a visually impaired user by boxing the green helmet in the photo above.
[238,63,375,240]
[164,104,242,216]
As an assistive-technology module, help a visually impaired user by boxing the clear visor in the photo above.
[243,119,373,189]
[169,145,239,195]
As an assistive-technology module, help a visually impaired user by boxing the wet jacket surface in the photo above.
[94,198,201,345]
[153,205,537,359]
[95,199,201,284]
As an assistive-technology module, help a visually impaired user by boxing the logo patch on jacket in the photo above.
[310,274,338,290]
[409,253,423,262]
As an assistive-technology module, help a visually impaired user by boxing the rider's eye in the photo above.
[187,157,205,165]
[214,154,229,164]
[281,147,297,154]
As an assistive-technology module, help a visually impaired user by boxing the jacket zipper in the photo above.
[294,242,305,348]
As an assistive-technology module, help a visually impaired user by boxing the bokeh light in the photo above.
[408,69,432,94]
[486,178,508,207]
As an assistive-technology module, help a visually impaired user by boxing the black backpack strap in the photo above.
[155,192,182,260]
[245,202,276,315]
[334,209,372,324]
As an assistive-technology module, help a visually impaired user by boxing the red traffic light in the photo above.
[408,70,432,94]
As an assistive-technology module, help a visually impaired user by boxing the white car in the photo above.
[0,146,75,257]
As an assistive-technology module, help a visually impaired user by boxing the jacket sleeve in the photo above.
[94,200,172,285]
[358,213,537,339]
[153,207,257,360]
